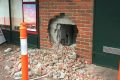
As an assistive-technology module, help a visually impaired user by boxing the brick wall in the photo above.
[39,0,94,63]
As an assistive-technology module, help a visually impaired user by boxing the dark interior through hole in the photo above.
[48,13,78,46]
[58,24,78,46]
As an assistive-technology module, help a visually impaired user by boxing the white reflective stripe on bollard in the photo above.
[20,39,27,55]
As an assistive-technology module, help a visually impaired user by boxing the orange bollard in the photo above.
[119,62,120,80]
[20,23,28,80]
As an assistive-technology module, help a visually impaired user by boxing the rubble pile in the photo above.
[4,45,103,80]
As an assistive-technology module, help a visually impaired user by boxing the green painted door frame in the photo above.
[93,0,120,69]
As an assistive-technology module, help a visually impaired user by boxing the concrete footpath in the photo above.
[85,64,118,80]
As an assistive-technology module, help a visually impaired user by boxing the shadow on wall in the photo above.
[48,13,78,46]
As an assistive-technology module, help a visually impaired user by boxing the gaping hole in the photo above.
[48,13,78,46]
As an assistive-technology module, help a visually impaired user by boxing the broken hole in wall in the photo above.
[48,13,78,46]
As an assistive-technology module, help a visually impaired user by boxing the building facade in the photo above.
[0,0,120,69]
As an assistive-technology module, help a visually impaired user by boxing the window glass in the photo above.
[23,4,36,31]
[11,0,23,31]
[23,0,36,2]
[0,0,10,29]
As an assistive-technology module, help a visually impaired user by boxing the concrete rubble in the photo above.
[0,55,4,62]
[4,48,12,53]
[3,44,104,80]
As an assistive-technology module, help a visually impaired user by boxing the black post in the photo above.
[8,0,12,43]
[36,0,40,48]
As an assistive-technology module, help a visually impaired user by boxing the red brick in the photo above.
[73,0,81,2]
[39,0,93,63]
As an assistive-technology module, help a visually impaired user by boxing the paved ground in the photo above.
[85,64,118,80]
